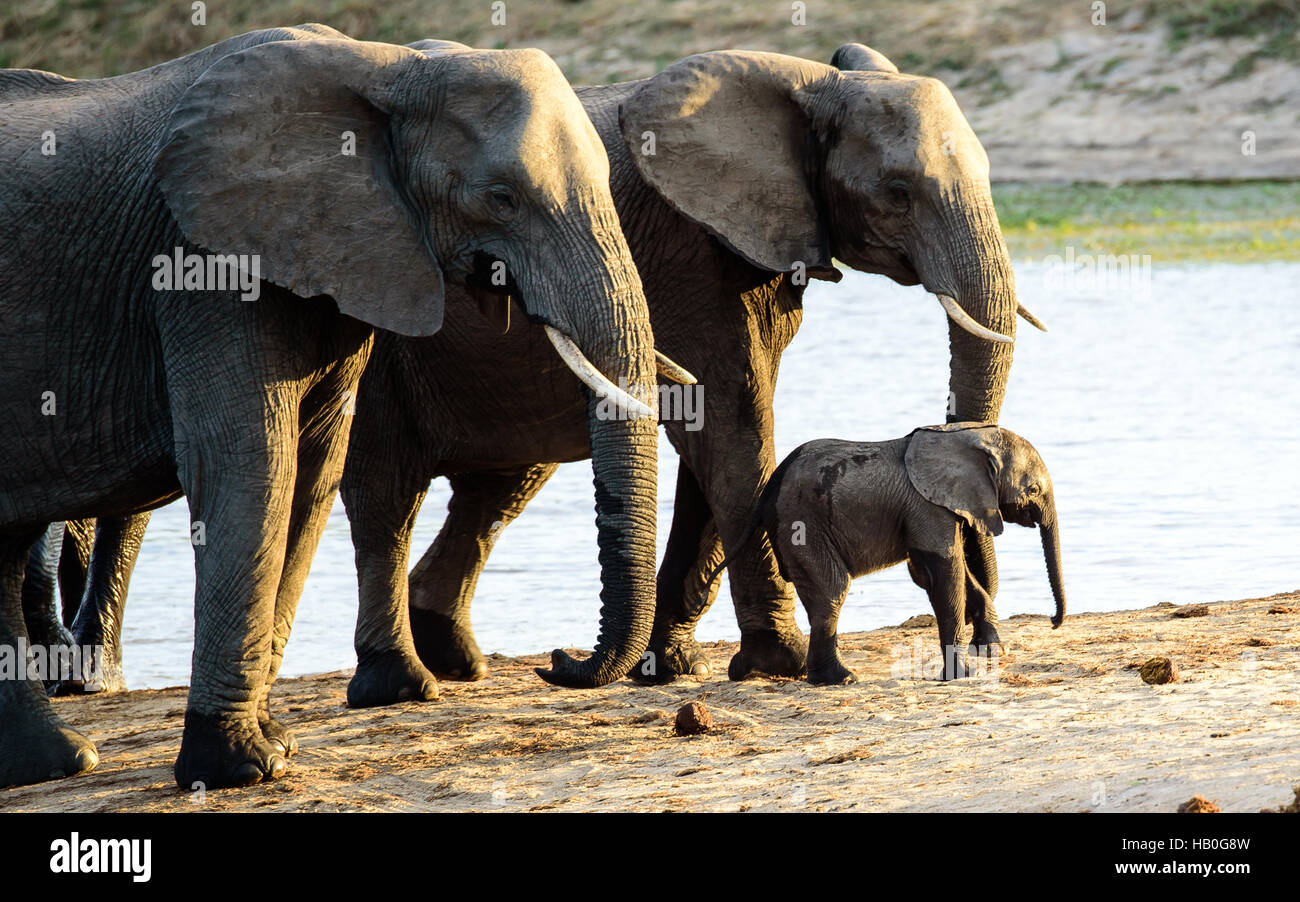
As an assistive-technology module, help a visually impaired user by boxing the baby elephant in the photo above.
[711,423,1066,684]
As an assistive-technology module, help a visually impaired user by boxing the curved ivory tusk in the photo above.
[544,326,655,419]
[655,350,698,385]
[1017,302,1049,332]
[936,294,1014,344]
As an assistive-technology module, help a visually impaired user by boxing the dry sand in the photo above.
[2,591,1297,813]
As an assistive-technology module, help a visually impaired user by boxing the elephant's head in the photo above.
[154,38,668,687]
[620,45,1045,426]
[904,423,1065,628]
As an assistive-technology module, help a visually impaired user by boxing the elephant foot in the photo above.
[409,606,488,681]
[728,629,808,681]
[173,710,286,790]
[258,710,298,757]
[807,656,858,686]
[0,706,99,788]
[939,647,969,681]
[629,633,710,684]
[54,655,127,696]
[968,619,1003,658]
[347,649,439,708]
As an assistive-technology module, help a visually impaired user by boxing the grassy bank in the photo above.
[994,180,1300,263]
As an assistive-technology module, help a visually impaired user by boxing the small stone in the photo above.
[1172,604,1209,618]
[898,614,937,628]
[674,700,713,736]
[1139,656,1179,685]
[1177,795,1220,813]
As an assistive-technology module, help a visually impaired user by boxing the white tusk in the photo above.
[936,294,1013,344]
[1017,302,1049,332]
[544,326,655,419]
[655,350,697,385]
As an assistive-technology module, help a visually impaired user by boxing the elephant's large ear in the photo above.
[830,43,899,73]
[619,51,839,278]
[155,39,444,337]
[905,424,1004,537]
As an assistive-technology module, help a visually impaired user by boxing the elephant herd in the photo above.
[0,25,1049,791]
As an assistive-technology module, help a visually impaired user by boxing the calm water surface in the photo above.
[121,262,1300,688]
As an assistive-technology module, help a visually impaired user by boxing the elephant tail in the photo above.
[699,444,808,602]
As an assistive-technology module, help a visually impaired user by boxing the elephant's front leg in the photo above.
[0,529,100,788]
[908,548,968,681]
[169,410,296,790]
[405,464,558,681]
[963,527,1002,652]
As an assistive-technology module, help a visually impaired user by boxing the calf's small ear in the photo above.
[904,425,1004,537]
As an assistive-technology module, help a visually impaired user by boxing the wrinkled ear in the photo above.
[155,39,444,337]
[830,43,899,73]
[905,425,1004,537]
[619,51,839,277]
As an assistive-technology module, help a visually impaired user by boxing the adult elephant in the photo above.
[0,26,666,789]
[340,41,1038,692]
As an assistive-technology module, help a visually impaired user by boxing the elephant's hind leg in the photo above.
[59,512,150,696]
[0,529,99,788]
[794,565,856,686]
[405,464,557,681]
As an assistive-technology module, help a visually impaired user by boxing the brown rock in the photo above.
[1177,795,1221,813]
[1268,605,1296,615]
[1139,657,1179,684]
[898,614,937,628]
[674,700,713,736]
[1173,604,1209,618]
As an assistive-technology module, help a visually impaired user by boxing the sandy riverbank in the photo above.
[2,591,1297,813]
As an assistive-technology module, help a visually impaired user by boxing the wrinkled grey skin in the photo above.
[21,515,148,694]
[0,26,659,789]
[38,42,1025,694]
[710,423,1066,684]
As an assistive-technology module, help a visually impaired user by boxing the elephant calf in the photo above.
[710,423,1066,683]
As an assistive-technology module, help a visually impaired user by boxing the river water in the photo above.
[119,262,1300,688]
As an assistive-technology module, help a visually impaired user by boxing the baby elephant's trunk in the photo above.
[1040,496,1066,628]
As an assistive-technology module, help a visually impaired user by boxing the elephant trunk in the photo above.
[941,195,1018,426]
[534,251,659,688]
[1039,498,1066,628]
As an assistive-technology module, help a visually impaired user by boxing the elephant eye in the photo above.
[486,187,520,220]
[887,179,911,214]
